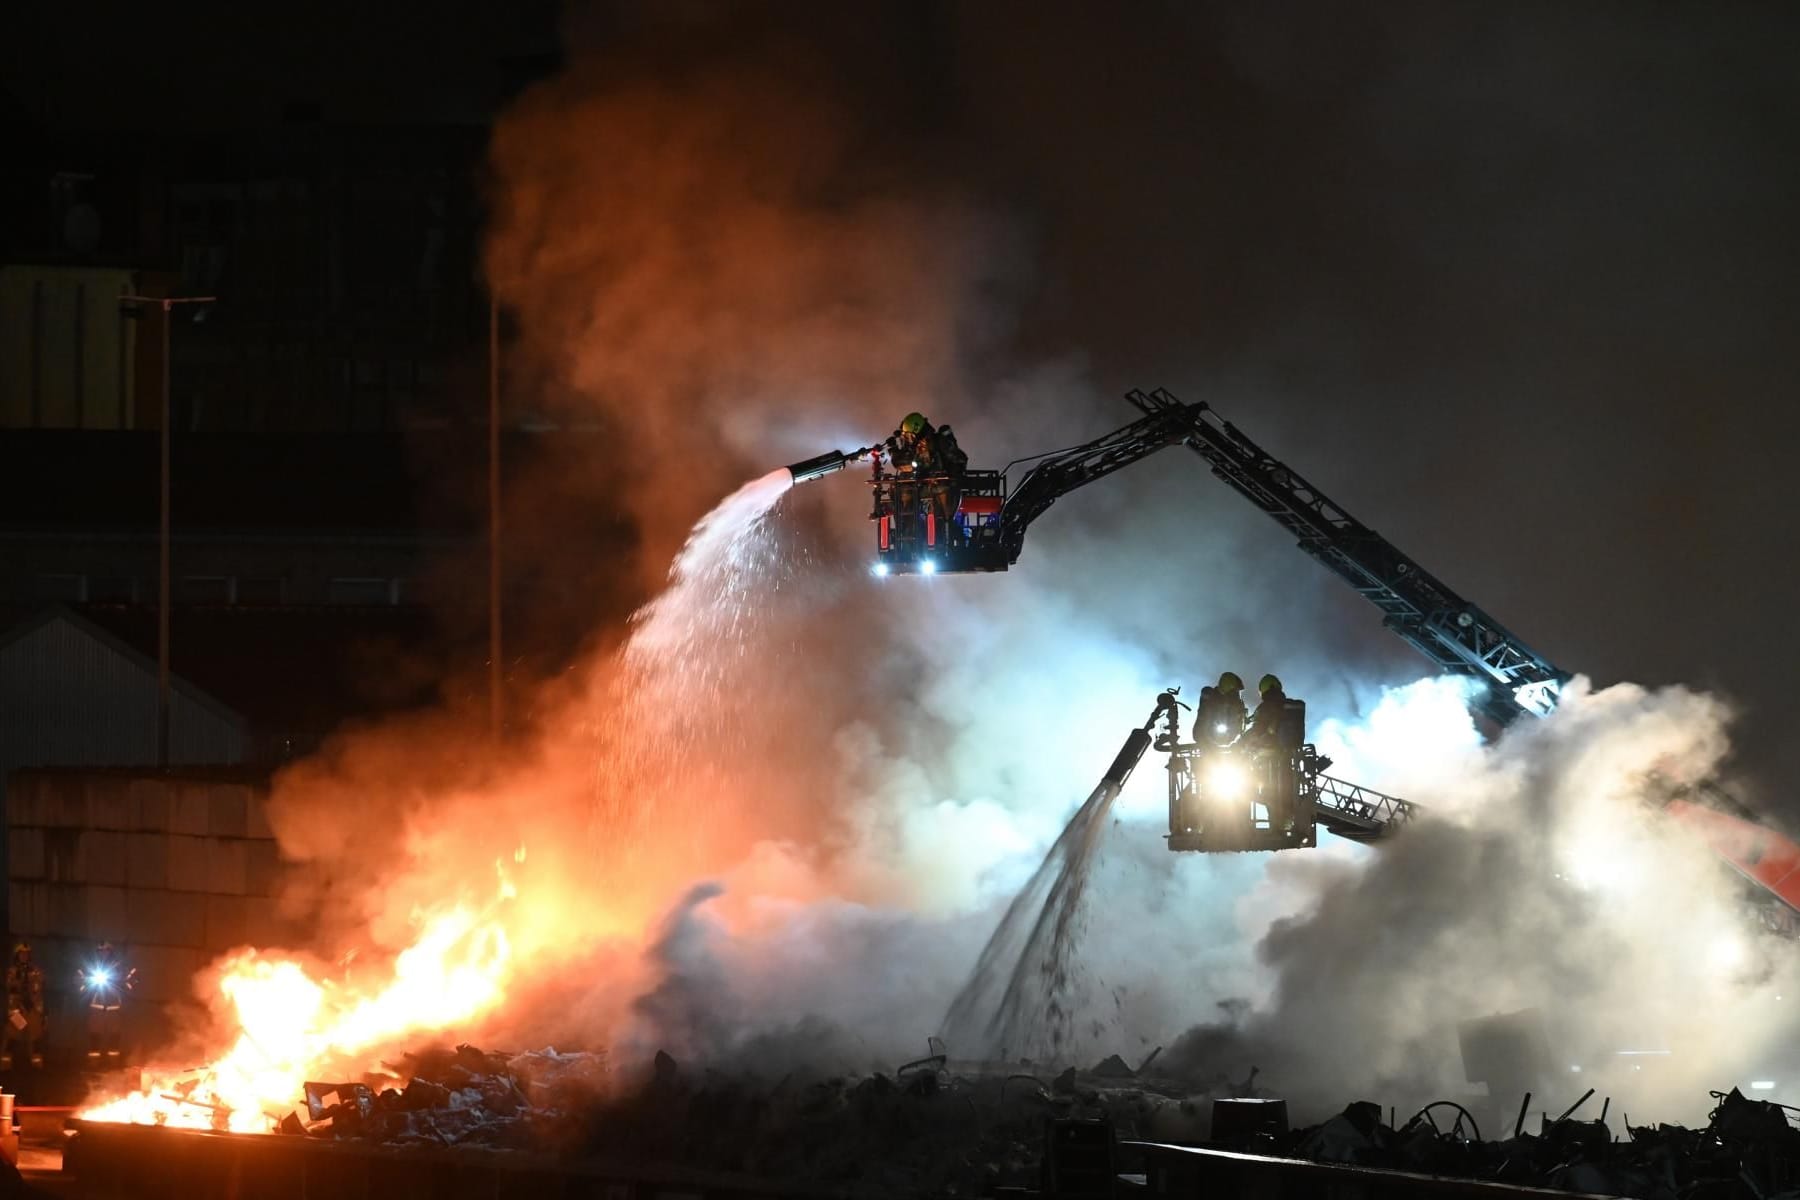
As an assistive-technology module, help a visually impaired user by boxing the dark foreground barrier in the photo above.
[1126,1142,1618,1200]
[63,1120,846,1200]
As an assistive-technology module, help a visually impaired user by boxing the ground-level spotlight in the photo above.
[871,561,890,578]
[921,559,938,575]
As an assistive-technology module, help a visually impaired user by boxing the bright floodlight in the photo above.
[1203,758,1248,800]
[921,559,937,575]
[86,966,112,989]
[1214,723,1227,735]
[1752,1081,1778,1090]
[871,561,889,578]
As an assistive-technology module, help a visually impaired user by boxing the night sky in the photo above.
[11,1,1798,798]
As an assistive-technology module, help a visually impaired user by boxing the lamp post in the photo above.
[488,291,503,744]
[121,293,215,767]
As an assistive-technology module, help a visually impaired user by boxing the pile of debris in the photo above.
[568,1048,1221,1195]
[279,1043,1800,1199]
[286,1043,1205,1195]
[1280,1087,1800,1200]
[289,1044,608,1149]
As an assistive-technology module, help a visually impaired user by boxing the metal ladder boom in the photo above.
[1125,388,1570,728]
[997,408,1196,562]
[1311,774,1421,842]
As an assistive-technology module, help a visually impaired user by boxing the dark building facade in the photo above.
[0,52,593,1020]
[2,115,493,434]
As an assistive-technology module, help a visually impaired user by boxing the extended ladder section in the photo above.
[1311,774,1421,842]
[1124,388,1570,729]
[981,389,1776,886]
[997,407,1200,562]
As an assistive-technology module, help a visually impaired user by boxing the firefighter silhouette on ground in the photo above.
[3,942,45,1069]
[82,942,136,1063]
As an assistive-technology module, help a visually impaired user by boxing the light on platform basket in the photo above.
[1708,932,1748,974]
[1203,758,1248,801]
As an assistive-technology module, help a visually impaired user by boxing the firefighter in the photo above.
[83,942,136,1063]
[2,942,45,1069]
[885,413,967,540]
[1245,674,1288,747]
[1194,671,1248,747]
[1247,675,1303,832]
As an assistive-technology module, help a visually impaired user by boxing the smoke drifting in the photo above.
[483,40,1008,582]
[1160,679,1799,1124]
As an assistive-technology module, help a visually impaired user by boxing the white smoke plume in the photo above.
[1157,678,1799,1126]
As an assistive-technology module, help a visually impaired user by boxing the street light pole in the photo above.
[122,294,215,767]
[488,293,502,744]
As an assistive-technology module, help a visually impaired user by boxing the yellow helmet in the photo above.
[899,412,929,436]
[1259,674,1282,694]
[1216,672,1243,693]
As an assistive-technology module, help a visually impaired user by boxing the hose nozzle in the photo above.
[786,445,876,485]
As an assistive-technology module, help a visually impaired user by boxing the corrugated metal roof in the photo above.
[0,607,246,770]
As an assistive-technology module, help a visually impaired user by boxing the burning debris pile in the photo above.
[89,1028,1800,1200]
[284,1044,607,1149]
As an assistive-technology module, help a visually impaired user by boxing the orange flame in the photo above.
[81,852,523,1133]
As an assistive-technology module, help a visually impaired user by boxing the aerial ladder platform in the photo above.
[788,390,1785,898]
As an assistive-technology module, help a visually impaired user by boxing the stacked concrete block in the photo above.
[5,768,302,1055]
[126,832,168,890]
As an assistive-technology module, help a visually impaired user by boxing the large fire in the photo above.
[81,850,524,1133]
[80,470,803,1134]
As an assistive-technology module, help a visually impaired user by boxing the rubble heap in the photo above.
[274,1045,1800,1200]
[1282,1087,1800,1200]
[289,1044,608,1149]
[286,1044,1211,1195]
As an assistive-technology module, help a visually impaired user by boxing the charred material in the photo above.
[79,1034,1800,1200]
[1275,1086,1800,1200]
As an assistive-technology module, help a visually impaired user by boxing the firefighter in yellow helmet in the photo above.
[1245,674,1288,746]
[1246,674,1305,832]
[1194,671,1247,747]
[885,412,968,540]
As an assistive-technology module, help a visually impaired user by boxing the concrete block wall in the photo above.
[5,768,301,1056]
